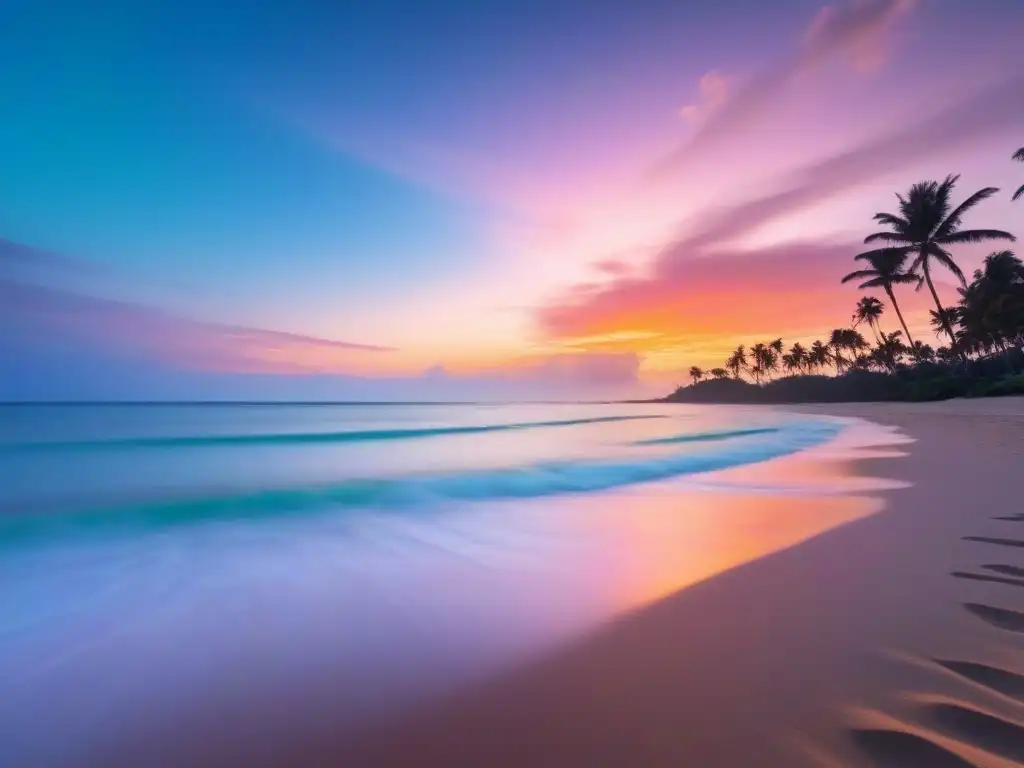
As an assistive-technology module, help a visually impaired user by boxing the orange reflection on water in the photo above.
[543,448,885,615]
[590,492,879,613]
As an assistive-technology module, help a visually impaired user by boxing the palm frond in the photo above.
[872,212,910,229]
[1014,183,1024,201]
[840,269,876,284]
[938,187,1000,234]
[936,174,960,204]
[940,228,1016,245]
[864,232,911,245]
[928,243,966,285]
[888,273,920,285]
[1014,148,1024,162]
[854,246,911,262]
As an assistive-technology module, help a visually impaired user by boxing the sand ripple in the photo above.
[847,516,1024,767]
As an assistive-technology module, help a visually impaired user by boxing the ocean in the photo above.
[0,402,892,764]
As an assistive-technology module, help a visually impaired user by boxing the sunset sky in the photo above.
[2,0,1023,400]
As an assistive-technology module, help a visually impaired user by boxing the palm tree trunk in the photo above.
[884,285,917,355]
[867,322,881,346]
[921,260,960,360]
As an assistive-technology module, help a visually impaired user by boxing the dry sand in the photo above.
[338,398,1024,767]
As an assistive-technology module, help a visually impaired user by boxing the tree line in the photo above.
[684,147,1024,390]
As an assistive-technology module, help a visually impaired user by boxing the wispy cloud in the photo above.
[539,242,862,342]
[536,71,1024,359]
[679,70,731,124]
[1,279,395,375]
[2,277,646,398]
[805,0,915,73]
[653,0,916,180]
[593,258,633,277]
[677,75,1024,252]
[1,277,652,400]
[538,54,1024,365]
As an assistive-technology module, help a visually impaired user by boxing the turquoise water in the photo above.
[0,402,846,764]
[1,404,838,534]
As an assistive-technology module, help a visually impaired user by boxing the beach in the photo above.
[331,398,1024,767]
[3,400,1022,766]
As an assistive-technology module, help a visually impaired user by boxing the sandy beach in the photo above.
[328,398,1024,767]
[73,398,1024,767]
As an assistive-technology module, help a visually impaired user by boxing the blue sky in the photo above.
[2,0,1022,398]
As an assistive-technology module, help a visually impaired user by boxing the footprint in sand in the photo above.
[922,702,1024,763]
[984,564,1024,578]
[959,532,1024,631]
[963,536,1024,548]
[848,728,976,767]
[963,603,1024,633]
[951,571,1024,588]
[933,659,1024,700]
[851,524,1024,766]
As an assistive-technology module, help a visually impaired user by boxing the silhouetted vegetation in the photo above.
[666,159,1024,404]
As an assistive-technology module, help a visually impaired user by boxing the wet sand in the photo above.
[337,398,1024,766]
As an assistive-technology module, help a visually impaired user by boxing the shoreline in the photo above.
[77,398,1024,767]
[336,398,1024,766]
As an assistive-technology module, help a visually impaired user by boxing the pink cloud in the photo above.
[537,70,1024,353]
[538,242,867,341]
[652,0,917,180]
[593,259,633,276]
[805,0,915,72]
[679,70,731,123]
[675,75,1024,252]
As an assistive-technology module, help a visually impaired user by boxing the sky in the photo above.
[2,0,1023,400]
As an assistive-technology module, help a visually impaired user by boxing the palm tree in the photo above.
[829,329,867,373]
[873,330,907,372]
[709,367,729,380]
[689,366,705,384]
[861,174,1015,347]
[1014,147,1024,201]
[956,250,1024,355]
[787,342,807,373]
[852,353,873,371]
[749,343,768,384]
[765,341,782,379]
[808,340,831,373]
[977,249,1024,287]
[846,329,869,364]
[748,342,780,383]
[755,339,782,381]
[842,248,920,349]
[852,296,885,344]
[828,329,850,372]
[910,340,936,363]
[726,346,747,380]
[929,307,958,342]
